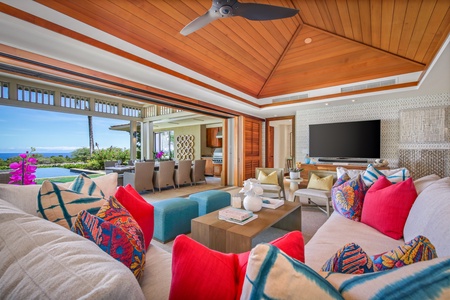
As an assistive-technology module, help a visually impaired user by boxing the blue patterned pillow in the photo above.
[241,243,343,299]
[322,243,376,274]
[69,173,105,198]
[37,181,105,229]
[324,257,450,299]
[363,164,410,187]
[331,174,367,221]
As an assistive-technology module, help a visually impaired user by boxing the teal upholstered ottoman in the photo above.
[189,190,231,216]
[153,198,198,243]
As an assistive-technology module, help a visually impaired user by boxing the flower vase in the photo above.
[243,195,262,212]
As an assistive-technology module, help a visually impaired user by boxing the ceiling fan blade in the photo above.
[232,2,298,21]
[180,10,220,36]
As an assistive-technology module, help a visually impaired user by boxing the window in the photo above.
[154,131,174,159]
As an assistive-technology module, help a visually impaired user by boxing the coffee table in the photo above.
[191,201,301,253]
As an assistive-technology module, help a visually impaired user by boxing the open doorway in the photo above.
[265,116,295,172]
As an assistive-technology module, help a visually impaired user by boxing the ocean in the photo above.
[0,152,72,160]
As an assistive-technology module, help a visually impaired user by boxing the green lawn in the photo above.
[35,173,105,184]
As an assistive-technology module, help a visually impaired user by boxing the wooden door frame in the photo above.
[265,115,295,168]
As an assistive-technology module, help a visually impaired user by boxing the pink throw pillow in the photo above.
[169,231,304,300]
[115,185,154,249]
[361,176,417,239]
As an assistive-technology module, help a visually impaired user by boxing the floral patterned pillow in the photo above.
[331,174,367,221]
[72,196,146,279]
[321,243,376,274]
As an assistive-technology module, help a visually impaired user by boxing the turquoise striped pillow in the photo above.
[69,173,105,198]
[363,164,410,187]
[241,244,343,300]
[324,257,450,299]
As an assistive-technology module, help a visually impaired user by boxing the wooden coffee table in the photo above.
[191,201,301,253]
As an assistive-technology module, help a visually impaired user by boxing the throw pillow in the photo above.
[169,231,304,300]
[336,167,364,180]
[241,244,343,300]
[362,164,410,187]
[257,170,278,185]
[73,196,146,279]
[331,174,367,221]
[371,235,437,271]
[361,176,417,239]
[37,180,105,229]
[321,243,376,274]
[69,173,105,198]
[307,173,334,191]
[324,257,450,299]
[115,185,154,250]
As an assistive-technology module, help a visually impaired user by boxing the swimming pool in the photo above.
[35,167,83,178]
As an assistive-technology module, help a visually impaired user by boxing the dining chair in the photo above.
[174,160,193,188]
[123,161,155,193]
[153,160,176,192]
[104,160,118,174]
[191,159,207,185]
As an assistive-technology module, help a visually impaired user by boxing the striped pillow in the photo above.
[363,164,410,187]
[241,244,343,300]
[324,257,450,299]
[37,181,106,229]
[69,173,105,198]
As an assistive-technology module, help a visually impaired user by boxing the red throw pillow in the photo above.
[115,185,154,249]
[169,231,304,300]
[361,176,417,239]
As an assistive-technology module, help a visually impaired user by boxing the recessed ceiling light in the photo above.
[304,38,312,44]
[351,99,356,102]
[325,103,329,106]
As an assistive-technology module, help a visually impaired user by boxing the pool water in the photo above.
[35,167,82,178]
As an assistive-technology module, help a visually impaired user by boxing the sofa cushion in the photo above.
[169,231,304,300]
[115,185,154,250]
[362,164,410,187]
[324,257,450,299]
[371,235,437,271]
[37,180,106,229]
[403,177,450,257]
[307,173,334,191]
[257,170,278,185]
[0,199,145,299]
[241,244,343,300]
[336,167,364,179]
[413,174,440,194]
[361,176,417,239]
[321,243,376,274]
[331,174,367,221]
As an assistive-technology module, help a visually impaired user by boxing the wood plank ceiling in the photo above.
[11,0,450,102]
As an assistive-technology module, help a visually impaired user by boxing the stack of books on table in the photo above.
[218,207,258,225]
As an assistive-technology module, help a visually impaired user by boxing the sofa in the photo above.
[1,172,449,299]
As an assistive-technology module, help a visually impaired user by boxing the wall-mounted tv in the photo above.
[309,120,380,162]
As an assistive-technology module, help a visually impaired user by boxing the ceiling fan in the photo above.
[180,0,299,36]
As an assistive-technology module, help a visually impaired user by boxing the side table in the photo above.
[284,177,303,201]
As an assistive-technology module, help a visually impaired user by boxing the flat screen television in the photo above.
[309,120,380,162]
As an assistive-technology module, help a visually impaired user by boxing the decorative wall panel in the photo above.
[176,135,194,160]
[295,93,450,178]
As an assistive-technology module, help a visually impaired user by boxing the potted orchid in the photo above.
[154,150,165,161]
[9,150,38,185]
[289,162,304,179]
[240,178,264,212]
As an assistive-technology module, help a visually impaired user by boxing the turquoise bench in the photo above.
[189,190,231,216]
[153,198,198,243]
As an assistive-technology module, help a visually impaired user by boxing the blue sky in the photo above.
[0,106,131,153]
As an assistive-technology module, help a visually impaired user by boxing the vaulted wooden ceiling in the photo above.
[2,0,450,104]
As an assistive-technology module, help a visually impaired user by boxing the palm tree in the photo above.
[88,115,94,155]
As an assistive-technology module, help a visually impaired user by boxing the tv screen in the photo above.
[309,120,380,160]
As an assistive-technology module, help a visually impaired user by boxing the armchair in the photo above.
[255,168,286,200]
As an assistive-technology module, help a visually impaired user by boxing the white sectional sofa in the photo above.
[1,173,449,299]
